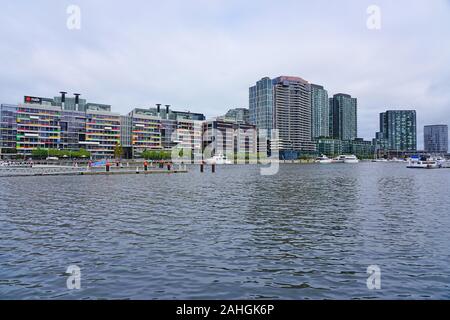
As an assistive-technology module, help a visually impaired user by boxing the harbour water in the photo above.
[1,163,450,299]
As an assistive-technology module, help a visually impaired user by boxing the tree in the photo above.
[142,150,171,160]
[114,143,123,159]
[31,148,91,159]
[31,148,48,159]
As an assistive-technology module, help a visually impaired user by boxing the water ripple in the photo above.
[1,163,450,299]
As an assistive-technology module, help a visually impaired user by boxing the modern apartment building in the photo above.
[222,108,250,124]
[424,125,448,154]
[310,84,329,139]
[125,109,162,158]
[203,119,257,161]
[83,110,121,158]
[132,104,206,122]
[273,76,316,155]
[60,110,87,151]
[344,138,375,159]
[15,103,62,155]
[375,110,417,153]
[0,94,119,159]
[329,93,357,141]
[121,106,204,160]
[0,104,18,157]
[249,76,316,159]
[316,138,343,157]
[2,93,247,161]
[249,77,274,132]
[316,137,374,158]
[175,119,204,162]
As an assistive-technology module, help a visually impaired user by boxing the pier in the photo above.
[0,165,188,178]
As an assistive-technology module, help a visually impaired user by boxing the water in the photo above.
[1,163,450,299]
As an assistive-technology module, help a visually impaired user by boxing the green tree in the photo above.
[31,148,48,159]
[142,150,172,160]
[114,143,123,159]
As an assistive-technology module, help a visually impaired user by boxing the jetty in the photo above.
[0,165,188,178]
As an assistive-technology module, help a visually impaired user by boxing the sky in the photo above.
[1,0,449,148]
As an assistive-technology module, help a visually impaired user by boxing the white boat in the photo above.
[342,155,360,164]
[332,156,345,163]
[372,158,388,162]
[434,156,447,166]
[407,156,440,169]
[314,155,332,164]
[205,154,232,165]
[389,157,406,163]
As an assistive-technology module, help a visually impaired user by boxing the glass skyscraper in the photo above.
[249,77,273,132]
[310,84,329,139]
[424,125,448,154]
[376,110,417,152]
[329,93,357,141]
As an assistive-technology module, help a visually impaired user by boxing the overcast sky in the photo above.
[1,0,449,147]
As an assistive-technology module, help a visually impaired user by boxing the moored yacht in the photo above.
[343,155,360,164]
[372,158,388,162]
[332,156,345,163]
[314,155,332,164]
[407,156,440,169]
[332,155,359,164]
[205,154,232,165]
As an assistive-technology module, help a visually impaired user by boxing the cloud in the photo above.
[0,0,449,148]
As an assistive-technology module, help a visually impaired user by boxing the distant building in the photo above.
[0,94,118,159]
[84,109,121,159]
[329,93,357,141]
[344,138,375,159]
[125,104,205,161]
[125,109,162,158]
[272,76,316,156]
[424,125,448,154]
[316,137,374,159]
[249,77,274,132]
[53,96,87,111]
[59,110,87,151]
[203,119,257,161]
[249,76,316,159]
[222,108,249,124]
[310,84,329,139]
[132,104,205,121]
[375,110,417,154]
[120,115,133,159]
[175,119,204,162]
[316,137,342,156]
[0,104,18,158]
[15,103,62,155]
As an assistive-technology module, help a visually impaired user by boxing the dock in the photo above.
[0,165,188,178]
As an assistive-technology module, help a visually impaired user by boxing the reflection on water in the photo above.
[0,163,450,299]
